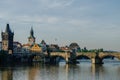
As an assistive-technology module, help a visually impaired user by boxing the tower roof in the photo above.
[28,27,36,45]
[28,27,35,39]
[30,27,34,36]
[5,24,12,33]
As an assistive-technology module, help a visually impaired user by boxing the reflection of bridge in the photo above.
[49,52,120,64]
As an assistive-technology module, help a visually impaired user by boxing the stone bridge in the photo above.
[49,52,120,64]
[4,52,120,64]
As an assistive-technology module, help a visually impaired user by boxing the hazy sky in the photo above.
[0,0,120,51]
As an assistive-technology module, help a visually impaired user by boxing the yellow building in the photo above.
[22,27,45,53]
[30,44,42,53]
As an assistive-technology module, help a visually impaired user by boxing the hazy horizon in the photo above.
[0,0,120,51]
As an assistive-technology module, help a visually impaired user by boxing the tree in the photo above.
[69,42,81,52]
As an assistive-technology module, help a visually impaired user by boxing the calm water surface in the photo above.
[0,60,120,80]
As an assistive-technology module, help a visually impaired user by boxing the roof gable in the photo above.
[30,44,42,52]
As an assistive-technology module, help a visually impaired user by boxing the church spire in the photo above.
[28,27,35,45]
[30,27,34,37]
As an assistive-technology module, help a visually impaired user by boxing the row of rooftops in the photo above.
[0,24,80,52]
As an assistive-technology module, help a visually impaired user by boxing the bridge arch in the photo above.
[50,55,66,64]
[76,55,91,60]
[101,55,120,60]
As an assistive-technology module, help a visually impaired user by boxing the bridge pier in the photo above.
[66,51,79,64]
[65,52,69,64]
[91,57,103,64]
[91,52,103,64]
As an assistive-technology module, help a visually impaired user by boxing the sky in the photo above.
[0,0,120,51]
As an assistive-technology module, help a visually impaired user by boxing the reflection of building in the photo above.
[28,65,40,80]
[1,24,14,54]
[1,69,13,80]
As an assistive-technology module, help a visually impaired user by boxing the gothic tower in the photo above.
[28,27,35,45]
[1,24,14,54]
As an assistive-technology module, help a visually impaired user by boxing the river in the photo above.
[0,59,120,80]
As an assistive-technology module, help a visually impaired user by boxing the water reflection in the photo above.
[0,68,13,80]
[91,64,105,80]
[0,61,120,80]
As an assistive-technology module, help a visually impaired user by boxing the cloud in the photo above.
[38,0,74,9]
[2,15,61,26]
[66,19,91,27]
[47,17,59,24]
[0,0,92,25]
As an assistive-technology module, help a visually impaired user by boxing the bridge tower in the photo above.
[1,24,14,54]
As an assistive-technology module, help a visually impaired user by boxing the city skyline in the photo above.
[0,0,120,51]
